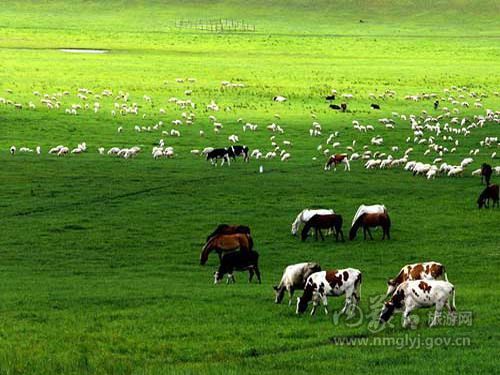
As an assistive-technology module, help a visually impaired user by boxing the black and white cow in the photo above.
[379,280,456,328]
[296,268,362,316]
[228,145,249,162]
[206,148,231,166]
[214,250,261,284]
[273,262,321,305]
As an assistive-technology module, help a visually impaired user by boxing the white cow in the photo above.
[273,262,322,305]
[291,208,334,235]
[379,280,456,328]
[296,268,362,316]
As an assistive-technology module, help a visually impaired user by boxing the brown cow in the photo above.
[386,261,448,296]
[324,154,350,171]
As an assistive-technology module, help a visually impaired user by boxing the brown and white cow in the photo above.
[386,262,448,296]
[324,154,350,171]
[296,268,362,316]
[379,280,456,328]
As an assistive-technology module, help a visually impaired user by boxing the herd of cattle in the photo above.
[202,205,457,328]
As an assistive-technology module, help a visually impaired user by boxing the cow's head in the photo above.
[379,289,405,323]
[379,301,396,323]
[273,285,285,304]
[386,279,397,296]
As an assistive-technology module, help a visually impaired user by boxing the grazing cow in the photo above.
[481,163,492,186]
[386,261,448,296]
[274,262,322,305]
[477,184,499,209]
[206,148,230,166]
[379,280,456,328]
[325,95,336,101]
[329,104,341,110]
[228,145,249,162]
[434,100,439,110]
[324,154,350,171]
[341,103,347,112]
[301,214,345,242]
[371,103,380,110]
[214,250,261,284]
[296,268,362,316]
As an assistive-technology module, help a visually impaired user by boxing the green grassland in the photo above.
[0,1,499,374]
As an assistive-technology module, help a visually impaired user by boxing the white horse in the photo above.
[351,204,386,227]
[291,208,335,235]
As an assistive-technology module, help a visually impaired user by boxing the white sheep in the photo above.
[281,153,291,161]
[273,96,287,103]
[57,147,69,156]
[228,135,239,143]
[447,166,464,177]
[460,158,473,168]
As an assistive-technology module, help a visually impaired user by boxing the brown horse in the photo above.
[200,233,252,265]
[301,214,344,242]
[478,184,499,209]
[349,213,391,240]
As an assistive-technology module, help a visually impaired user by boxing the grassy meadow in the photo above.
[0,1,499,373]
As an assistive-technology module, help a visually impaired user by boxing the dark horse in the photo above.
[481,163,493,186]
[477,184,499,209]
[301,214,344,242]
[349,213,391,240]
[200,233,252,265]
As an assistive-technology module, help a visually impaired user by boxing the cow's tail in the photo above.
[354,272,362,303]
[450,286,456,312]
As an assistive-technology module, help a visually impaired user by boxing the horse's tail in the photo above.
[247,234,254,251]
[336,215,343,233]
[349,215,364,240]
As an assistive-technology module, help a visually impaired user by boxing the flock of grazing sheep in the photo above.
[3,83,499,179]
